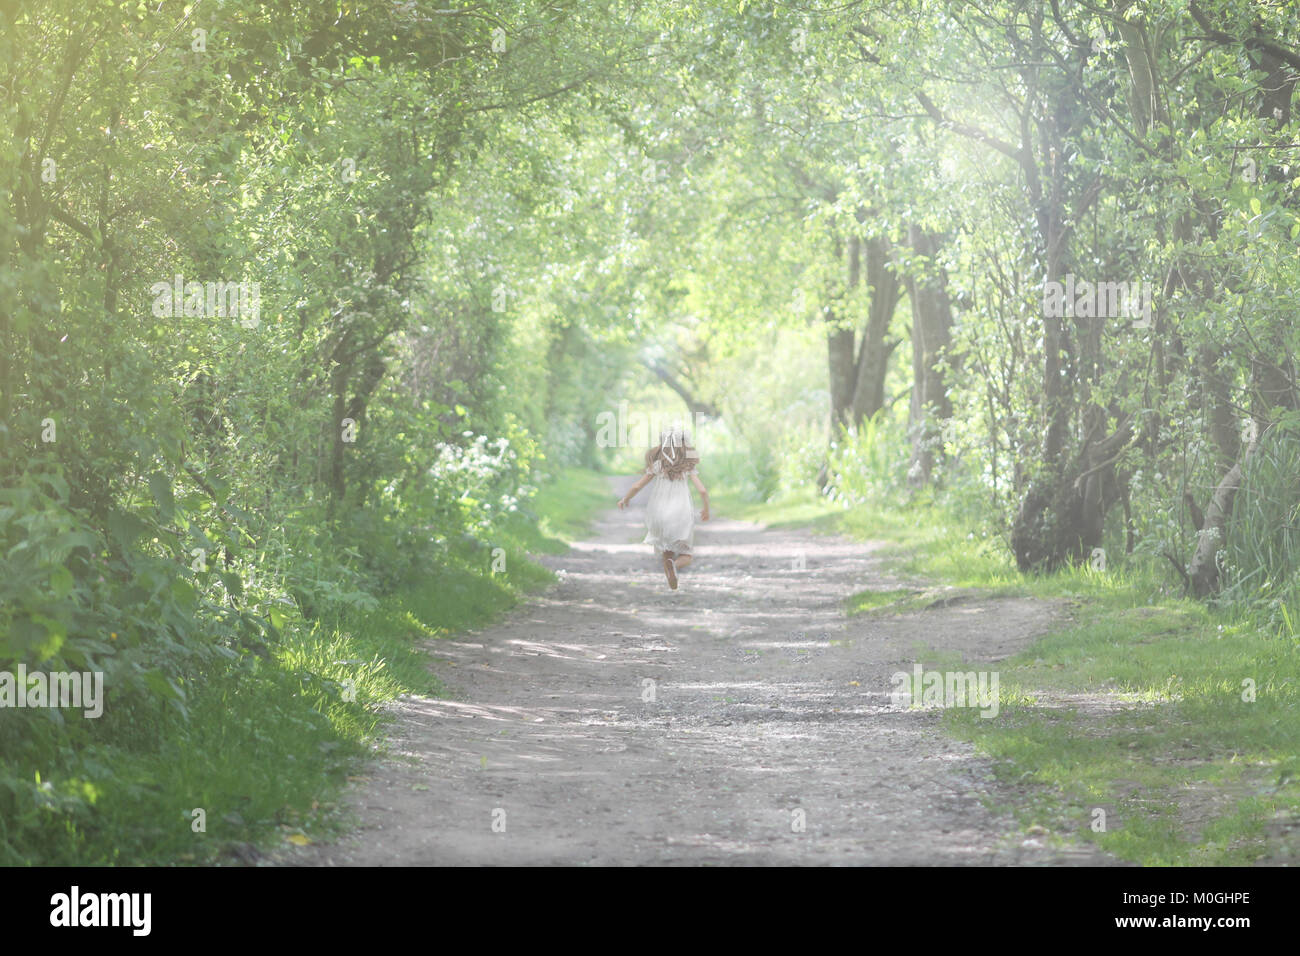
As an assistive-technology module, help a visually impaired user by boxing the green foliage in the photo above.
[0,0,634,863]
[1222,415,1300,629]
[5,0,1300,864]
[0,465,607,864]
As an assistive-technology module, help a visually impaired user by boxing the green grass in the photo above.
[511,466,612,551]
[944,599,1300,865]
[712,484,839,531]
[0,467,611,865]
[724,480,1300,866]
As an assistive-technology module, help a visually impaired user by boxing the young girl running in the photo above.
[617,426,710,589]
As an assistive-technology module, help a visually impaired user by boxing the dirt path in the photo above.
[289,479,1113,865]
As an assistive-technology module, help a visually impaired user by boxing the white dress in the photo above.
[643,460,697,555]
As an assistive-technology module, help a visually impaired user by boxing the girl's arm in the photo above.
[618,474,652,509]
[689,472,710,521]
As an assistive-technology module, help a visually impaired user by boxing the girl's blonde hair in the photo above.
[645,427,699,480]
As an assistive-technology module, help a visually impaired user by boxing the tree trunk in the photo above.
[849,235,900,425]
[904,226,953,486]
[1187,458,1245,597]
[825,233,857,433]
[819,229,902,489]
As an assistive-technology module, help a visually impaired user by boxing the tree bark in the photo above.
[825,234,857,433]
[647,361,720,420]
[849,235,901,424]
[1187,458,1245,597]
[904,226,953,486]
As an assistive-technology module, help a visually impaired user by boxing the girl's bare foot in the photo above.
[662,551,678,589]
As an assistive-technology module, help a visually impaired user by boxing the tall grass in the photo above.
[1220,419,1300,638]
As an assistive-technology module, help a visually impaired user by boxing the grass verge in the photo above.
[720,482,1300,866]
[1,467,610,865]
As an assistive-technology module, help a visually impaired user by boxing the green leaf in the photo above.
[108,510,150,549]
[170,577,197,608]
[50,565,74,599]
[148,472,175,521]
[39,473,70,501]
[140,670,187,711]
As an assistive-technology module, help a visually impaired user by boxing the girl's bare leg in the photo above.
[674,554,692,570]
[662,551,678,589]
